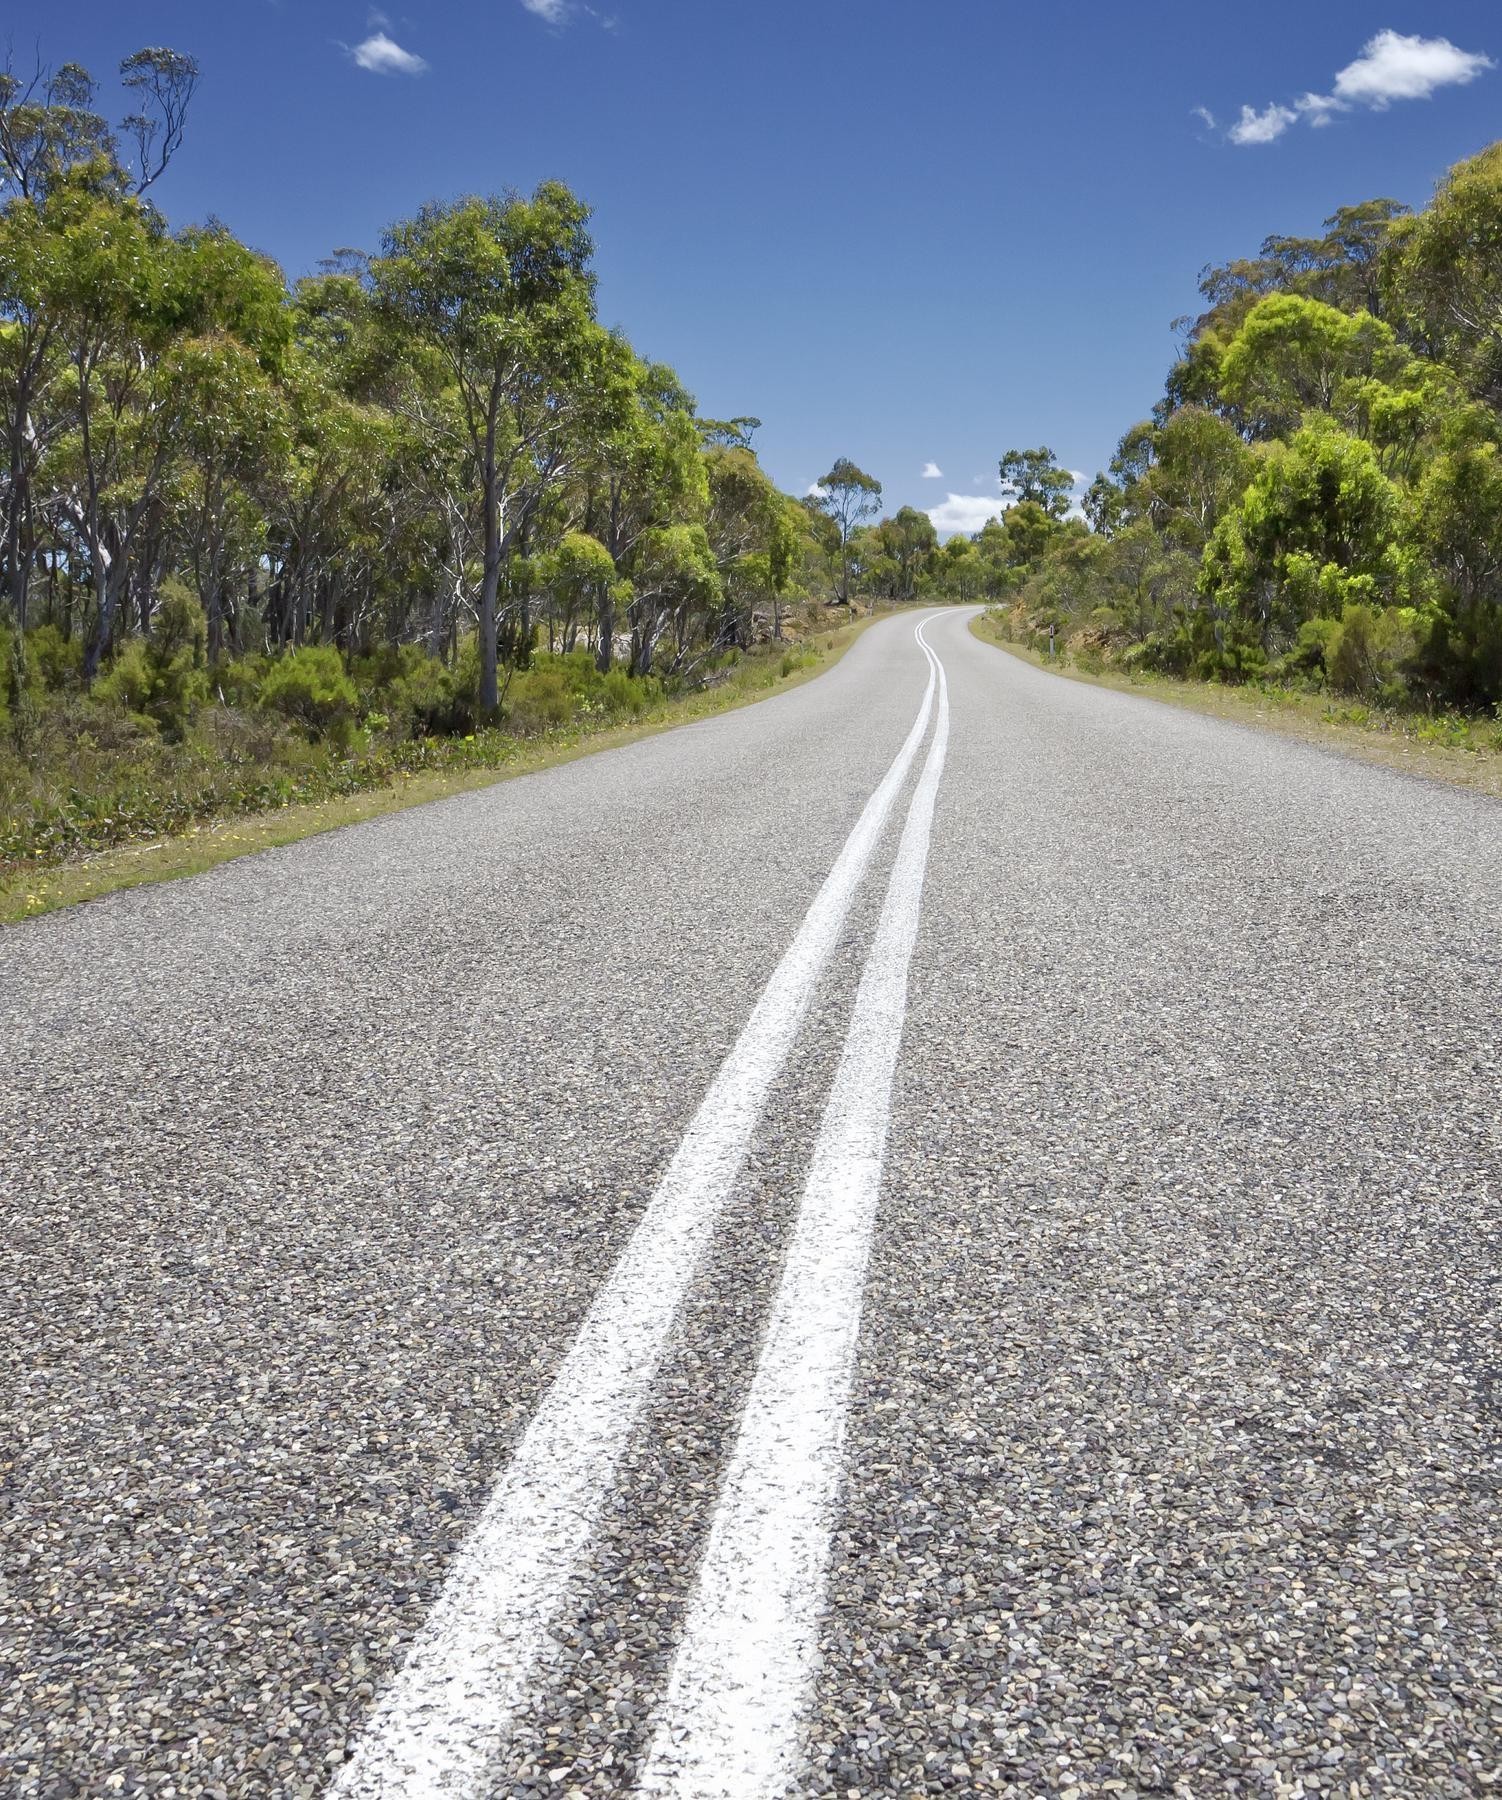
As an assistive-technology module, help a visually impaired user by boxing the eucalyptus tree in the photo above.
[0,189,64,626]
[543,530,617,658]
[116,48,200,196]
[0,47,197,631]
[704,444,798,641]
[628,524,720,676]
[0,60,114,200]
[998,447,1075,518]
[1382,144,1502,407]
[569,353,706,668]
[169,333,287,653]
[815,457,882,604]
[698,416,761,450]
[372,184,625,711]
[39,182,178,678]
[157,228,290,654]
[936,533,982,601]
[874,506,939,599]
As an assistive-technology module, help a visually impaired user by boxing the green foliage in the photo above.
[1200,422,1406,650]
[2,624,36,750]
[0,635,856,879]
[25,624,84,692]
[998,447,1075,519]
[257,645,360,746]
[815,458,883,603]
[1383,144,1502,406]
[985,147,1502,716]
[1323,602,1420,703]
[1,49,813,770]
[95,578,208,740]
[1218,296,1395,437]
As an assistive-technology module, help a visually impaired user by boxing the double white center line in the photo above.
[334,620,951,1799]
[639,623,949,1797]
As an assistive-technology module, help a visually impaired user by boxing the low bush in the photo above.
[257,645,360,746]
[0,628,823,884]
[1324,602,1419,704]
[94,580,210,741]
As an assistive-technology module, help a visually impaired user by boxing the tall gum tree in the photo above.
[373,185,622,712]
[816,457,882,604]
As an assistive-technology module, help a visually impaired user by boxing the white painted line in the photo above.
[637,620,950,1800]
[332,623,942,1799]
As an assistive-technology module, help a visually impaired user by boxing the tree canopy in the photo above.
[937,141,1502,713]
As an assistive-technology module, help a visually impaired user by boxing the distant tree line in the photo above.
[934,152,1502,712]
[0,43,834,747]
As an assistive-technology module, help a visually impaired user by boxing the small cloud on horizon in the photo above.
[1217,30,1492,147]
[927,494,1003,538]
[349,30,428,74]
[921,461,943,480]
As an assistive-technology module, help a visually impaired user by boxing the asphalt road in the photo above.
[2,608,1498,1799]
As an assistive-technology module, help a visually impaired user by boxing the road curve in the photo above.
[1,608,1498,1798]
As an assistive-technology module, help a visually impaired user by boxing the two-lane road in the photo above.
[2,609,1498,1797]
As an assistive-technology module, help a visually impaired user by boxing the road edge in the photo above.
[968,613,1502,805]
[3,609,906,927]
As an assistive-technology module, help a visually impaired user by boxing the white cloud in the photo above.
[1333,29,1494,107]
[521,0,571,19]
[1222,30,1492,146]
[1295,91,1346,128]
[1192,105,1217,131]
[927,494,1003,538]
[921,461,943,480]
[805,482,827,500]
[351,31,428,74]
[1228,101,1296,145]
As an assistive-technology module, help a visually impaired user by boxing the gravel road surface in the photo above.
[2,608,1498,1798]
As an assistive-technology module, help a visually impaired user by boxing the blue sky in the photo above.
[43,2,1502,533]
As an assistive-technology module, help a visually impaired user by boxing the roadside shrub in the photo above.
[26,623,83,693]
[2,627,27,750]
[213,653,268,710]
[383,645,476,738]
[1123,632,1192,677]
[1283,616,1340,685]
[96,579,209,741]
[257,645,359,746]
[505,664,575,734]
[599,667,651,716]
[198,702,289,768]
[1325,602,1418,703]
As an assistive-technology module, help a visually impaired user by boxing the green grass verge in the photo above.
[2,610,892,926]
[970,612,1502,803]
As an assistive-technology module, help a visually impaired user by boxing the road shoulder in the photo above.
[1,610,897,926]
[969,612,1502,804]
